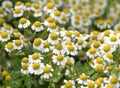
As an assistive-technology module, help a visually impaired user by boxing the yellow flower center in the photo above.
[0,18,4,24]
[79,52,85,57]
[61,16,67,21]
[99,38,104,44]
[94,9,100,15]
[66,58,72,66]
[0,32,8,38]
[106,84,113,88]
[50,32,58,40]
[15,1,22,6]
[15,40,22,46]
[44,41,50,48]
[106,66,112,71]
[35,9,41,13]
[32,63,40,70]
[2,71,8,76]
[95,80,101,87]
[49,23,56,29]
[34,21,41,27]
[106,19,112,25]
[74,19,80,25]
[65,31,72,37]
[65,82,72,88]
[80,73,88,81]
[14,9,21,14]
[6,3,12,9]
[47,17,54,23]
[98,20,104,25]
[117,25,120,31]
[25,2,31,7]
[74,31,80,36]
[32,53,39,60]
[65,41,72,45]
[103,45,110,52]
[110,36,117,42]
[91,34,97,40]
[110,77,118,84]
[77,39,83,45]
[56,54,64,61]
[87,82,95,88]
[7,42,13,50]
[33,38,42,46]
[93,42,100,48]
[106,52,113,59]
[43,66,51,73]
[83,18,88,23]
[88,48,96,54]
[96,57,103,64]
[73,6,79,12]
[23,38,28,43]
[33,3,39,9]
[14,33,20,38]
[0,9,4,14]
[5,24,11,30]
[22,64,28,70]
[5,75,11,81]
[55,43,62,50]
[54,10,60,16]
[67,45,75,52]
[46,2,54,9]
[97,77,104,83]
[19,18,27,24]
[96,64,103,72]
[63,7,69,13]
[104,30,110,36]
[22,57,28,63]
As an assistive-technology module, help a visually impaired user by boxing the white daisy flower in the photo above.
[41,64,54,79]
[94,19,106,30]
[47,32,60,45]
[50,9,61,21]
[71,18,82,29]
[13,39,23,50]
[42,40,51,53]
[13,9,24,18]
[82,17,91,26]
[31,21,44,32]
[58,14,68,24]
[31,2,40,11]
[0,32,10,42]
[5,42,14,53]
[65,56,75,66]
[114,22,120,31]
[43,2,56,13]
[52,54,66,67]
[105,19,113,28]
[47,23,58,33]
[33,9,42,18]
[75,39,87,50]
[23,2,32,11]
[2,0,13,12]
[44,17,55,26]
[1,24,13,34]
[21,63,29,74]
[51,42,66,55]
[15,1,24,9]
[0,7,7,17]
[33,38,44,51]
[103,52,113,63]
[61,79,76,88]
[28,53,43,63]
[18,18,30,29]
[28,62,44,75]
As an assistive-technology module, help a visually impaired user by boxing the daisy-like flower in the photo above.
[61,79,76,88]
[47,23,58,33]
[1,24,13,34]
[60,30,73,41]
[65,56,75,66]
[43,2,56,13]
[15,1,24,9]
[52,54,66,66]
[105,19,113,28]
[0,7,7,17]
[87,80,97,88]
[66,44,78,56]
[62,7,71,17]
[93,64,104,72]
[5,42,14,53]
[13,9,23,18]
[0,32,10,42]
[86,47,98,59]
[75,39,87,50]
[22,37,29,46]
[33,9,42,18]
[51,42,66,54]
[103,52,113,63]
[41,64,54,79]
[13,32,23,39]
[50,10,61,21]
[33,38,44,51]
[70,6,79,14]
[31,21,44,32]
[44,17,55,26]
[77,73,90,85]
[2,0,13,12]
[91,41,100,50]
[82,17,91,26]
[21,63,29,74]
[28,53,43,63]
[23,2,32,11]
[59,14,68,24]
[54,0,63,8]
[42,40,51,53]
[95,19,106,30]
[47,32,60,45]
[28,62,44,75]
[114,22,120,31]
[31,2,40,11]
[18,18,30,29]
[13,39,23,50]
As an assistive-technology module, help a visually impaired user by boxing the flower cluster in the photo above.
[0,0,120,88]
